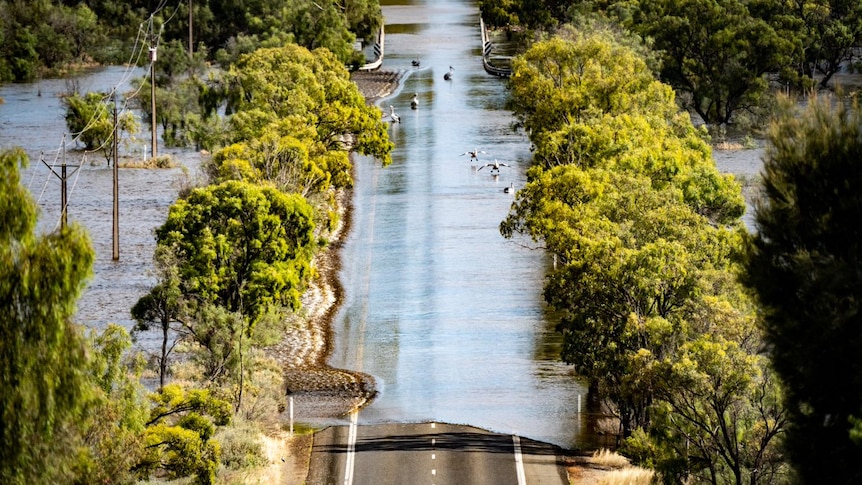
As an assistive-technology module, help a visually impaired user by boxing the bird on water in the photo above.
[477,159,511,173]
[460,148,487,161]
[504,182,515,193]
[387,105,400,123]
[444,66,454,80]
[410,93,419,109]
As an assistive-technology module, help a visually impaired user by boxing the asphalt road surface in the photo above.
[306,416,570,485]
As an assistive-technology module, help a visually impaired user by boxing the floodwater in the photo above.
[0,65,205,353]
[0,0,764,451]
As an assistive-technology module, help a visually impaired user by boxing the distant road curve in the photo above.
[306,420,570,485]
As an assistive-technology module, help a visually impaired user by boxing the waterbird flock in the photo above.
[380,64,518,195]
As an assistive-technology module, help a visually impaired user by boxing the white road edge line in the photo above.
[343,410,359,485]
[513,435,527,485]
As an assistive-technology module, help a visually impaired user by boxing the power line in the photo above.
[30,1,182,236]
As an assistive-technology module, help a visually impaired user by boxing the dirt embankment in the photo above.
[264,70,404,420]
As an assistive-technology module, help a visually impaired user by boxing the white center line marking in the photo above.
[343,411,359,485]
[513,435,527,485]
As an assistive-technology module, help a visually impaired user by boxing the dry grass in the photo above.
[596,466,654,485]
[590,448,631,468]
[566,448,654,485]
[119,154,177,168]
[715,140,745,150]
[218,429,314,485]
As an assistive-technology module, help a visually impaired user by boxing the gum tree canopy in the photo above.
[1,148,95,484]
[156,179,317,326]
[208,44,393,196]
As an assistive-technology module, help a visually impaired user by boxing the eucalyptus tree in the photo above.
[207,43,392,192]
[135,384,231,485]
[785,0,862,87]
[504,166,745,434]
[131,245,185,390]
[627,0,796,125]
[501,31,788,484]
[63,91,139,162]
[0,148,95,484]
[745,94,862,484]
[154,180,317,407]
[639,282,789,484]
[506,26,745,224]
[226,43,392,162]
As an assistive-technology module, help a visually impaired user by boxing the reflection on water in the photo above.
[324,0,602,450]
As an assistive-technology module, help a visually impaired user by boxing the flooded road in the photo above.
[324,0,596,449]
[0,0,766,452]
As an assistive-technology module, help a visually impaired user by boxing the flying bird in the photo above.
[444,66,454,81]
[460,149,487,161]
[387,105,400,123]
[410,93,419,109]
[477,159,511,173]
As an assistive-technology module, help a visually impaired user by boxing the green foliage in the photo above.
[744,93,862,483]
[0,1,107,81]
[63,91,139,162]
[635,335,789,483]
[157,180,317,322]
[506,28,745,225]
[75,324,149,485]
[0,147,95,484]
[501,25,784,484]
[202,43,392,197]
[155,180,317,405]
[517,166,745,436]
[508,26,674,144]
[215,423,266,470]
[623,0,796,125]
[227,44,392,163]
[791,0,862,87]
[1,0,383,80]
[479,0,572,31]
[132,245,186,389]
[136,384,229,485]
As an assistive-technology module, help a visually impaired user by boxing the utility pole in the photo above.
[150,42,158,161]
[42,136,80,231]
[189,0,195,62]
[112,95,120,260]
[61,145,67,229]
[189,0,193,78]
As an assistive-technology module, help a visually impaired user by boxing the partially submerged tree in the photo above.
[501,27,785,483]
[629,0,796,125]
[225,43,393,166]
[63,91,139,163]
